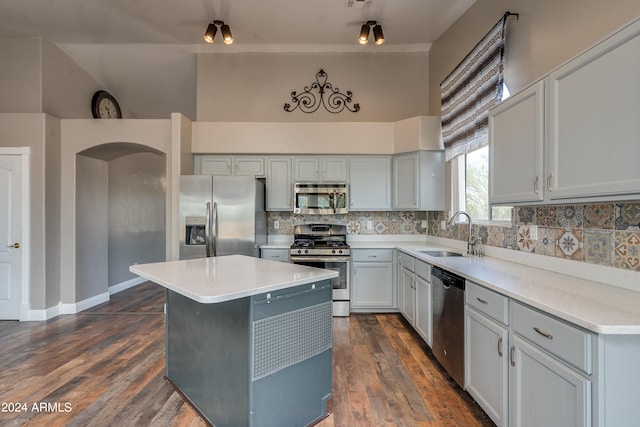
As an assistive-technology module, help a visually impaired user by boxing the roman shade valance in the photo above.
[440,12,515,161]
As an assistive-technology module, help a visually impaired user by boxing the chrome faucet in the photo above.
[447,211,477,255]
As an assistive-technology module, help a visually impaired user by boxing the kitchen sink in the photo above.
[420,250,464,257]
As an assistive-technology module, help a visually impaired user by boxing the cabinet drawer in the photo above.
[398,252,415,272]
[261,249,290,263]
[351,249,393,262]
[466,282,509,326]
[414,259,431,282]
[511,301,592,374]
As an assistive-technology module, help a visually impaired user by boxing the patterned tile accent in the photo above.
[615,231,640,271]
[487,226,504,247]
[536,206,557,227]
[615,202,640,230]
[583,230,614,266]
[556,229,583,260]
[584,204,614,229]
[515,207,536,225]
[267,211,427,236]
[557,205,583,228]
[517,226,535,252]
[535,227,558,256]
[502,226,517,249]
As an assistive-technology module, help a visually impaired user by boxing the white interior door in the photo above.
[0,154,23,319]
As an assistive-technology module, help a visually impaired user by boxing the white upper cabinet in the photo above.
[547,18,640,201]
[266,157,292,211]
[489,17,640,205]
[392,151,444,210]
[195,155,265,177]
[489,81,545,204]
[349,156,391,211]
[293,156,348,182]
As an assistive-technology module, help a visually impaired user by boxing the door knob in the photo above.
[6,242,20,249]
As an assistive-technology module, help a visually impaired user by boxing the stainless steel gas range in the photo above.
[290,224,350,316]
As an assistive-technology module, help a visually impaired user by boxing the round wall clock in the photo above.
[91,90,122,119]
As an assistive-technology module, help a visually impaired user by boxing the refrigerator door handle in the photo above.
[212,201,218,257]
[205,202,211,257]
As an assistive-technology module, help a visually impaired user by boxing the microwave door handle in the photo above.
[332,190,337,213]
[205,202,211,257]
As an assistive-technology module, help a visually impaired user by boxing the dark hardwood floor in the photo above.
[0,282,493,426]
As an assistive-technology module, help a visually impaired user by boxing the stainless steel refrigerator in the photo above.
[179,175,267,260]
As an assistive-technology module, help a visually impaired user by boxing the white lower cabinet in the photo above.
[399,266,415,324]
[509,335,591,427]
[260,248,290,263]
[414,274,432,346]
[465,307,509,426]
[351,249,395,312]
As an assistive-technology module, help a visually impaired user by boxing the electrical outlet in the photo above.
[529,225,538,240]
[274,220,279,230]
[440,220,446,231]
[367,220,373,230]
[421,220,428,228]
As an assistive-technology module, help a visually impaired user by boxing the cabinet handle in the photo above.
[533,327,554,340]
[368,255,377,258]
[534,176,539,194]
[476,297,488,305]
[547,173,553,192]
[510,346,516,367]
[498,337,503,357]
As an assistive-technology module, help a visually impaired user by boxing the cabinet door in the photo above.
[293,157,319,181]
[510,335,591,427]
[393,154,419,209]
[321,157,348,182]
[547,20,640,200]
[266,158,292,211]
[235,157,265,176]
[349,157,391,210]
[400,267,415,324]
[260,248,290,263]
[351,262,394,309]
[465,308,509,427]
[414,275,431,346]
[489,81,545,204]
[197,156,233,175]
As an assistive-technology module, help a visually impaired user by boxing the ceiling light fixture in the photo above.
[358,20,384,45]
[203,20,233,44]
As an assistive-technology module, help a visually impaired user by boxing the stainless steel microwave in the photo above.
[293,183,349,214]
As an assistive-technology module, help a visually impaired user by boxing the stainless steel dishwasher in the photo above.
[431,266,466,388]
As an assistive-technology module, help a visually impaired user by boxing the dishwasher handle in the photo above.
[432,266,466,291]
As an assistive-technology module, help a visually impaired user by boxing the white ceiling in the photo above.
[0,0,476,119]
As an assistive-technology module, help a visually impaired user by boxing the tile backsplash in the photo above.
[267,211,428,236]
[428,201,640,273]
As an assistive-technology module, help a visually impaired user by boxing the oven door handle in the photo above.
[290,256,350,263]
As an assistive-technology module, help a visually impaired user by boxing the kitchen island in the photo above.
[130,255,338,427]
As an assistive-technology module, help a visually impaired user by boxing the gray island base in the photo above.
[130,255,338,427]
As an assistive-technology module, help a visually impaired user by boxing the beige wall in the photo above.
[197,51,429,122]
[59,119,172,305]
[0,39,41,113]
[429,0,640,114]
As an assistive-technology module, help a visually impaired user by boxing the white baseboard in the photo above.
[61,292,110,315]
[109,277,146,295]
[23,278,148,321]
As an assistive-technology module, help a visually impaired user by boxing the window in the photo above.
[451,84,512,223]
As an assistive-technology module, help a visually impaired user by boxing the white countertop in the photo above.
[352,242,640,334]
[259,237,640,334]
[130,255,338,304]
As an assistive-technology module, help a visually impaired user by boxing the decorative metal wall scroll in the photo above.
[284,69,360,114]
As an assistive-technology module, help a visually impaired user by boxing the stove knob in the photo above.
[297,249,302,254]
[338,249,343,254]
[304,249,309,254]
[332,249,336,254]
